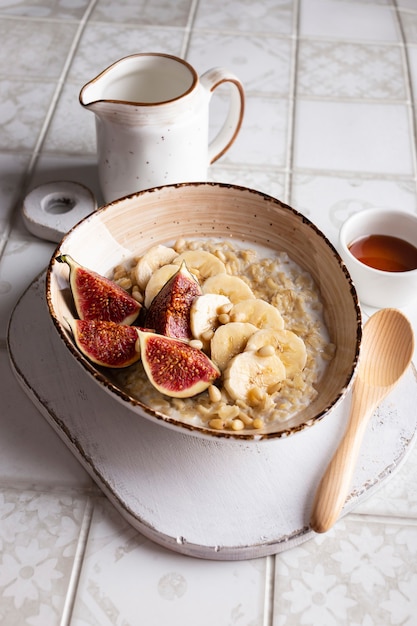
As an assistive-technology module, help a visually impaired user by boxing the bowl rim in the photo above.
[45,181,362,441]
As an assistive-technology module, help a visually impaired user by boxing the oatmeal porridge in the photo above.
[112,238,335,432]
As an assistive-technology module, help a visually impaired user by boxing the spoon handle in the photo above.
[310,381,381,533]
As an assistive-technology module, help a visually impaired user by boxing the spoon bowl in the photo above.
[310,308,414,533]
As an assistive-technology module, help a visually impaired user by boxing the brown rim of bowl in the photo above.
[45,182,362,441]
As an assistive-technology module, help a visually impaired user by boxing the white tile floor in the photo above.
[2,1,417,624]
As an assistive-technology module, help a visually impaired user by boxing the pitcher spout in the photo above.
[80,52,198,111]
[79,55,140,110]
[79,70,115,111]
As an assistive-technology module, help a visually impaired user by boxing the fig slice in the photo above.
[144,261,202,339]
[57,254,141,325]
[68,318,140,368]
[138,330,220,398]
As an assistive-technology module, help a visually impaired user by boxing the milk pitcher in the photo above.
[80,53,245,203]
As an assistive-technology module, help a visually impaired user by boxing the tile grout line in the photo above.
[60,496,95,626]
[182,3,282,609]
[348,511,417,526]
[56,2,195,619]
[263,554,276,626]
[25,0,98,174]
[180,0,200,59]
[0,0,98,264]
[264,0,300,606]
[266,0,302,605]
[393,0,417,197]
[283,0,301,207]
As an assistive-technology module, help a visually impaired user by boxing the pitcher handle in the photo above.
[200,67,245,164]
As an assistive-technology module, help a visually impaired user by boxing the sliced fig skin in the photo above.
[138,330,220,398]
[68,318,140,368]
[144,261,202,340]
[57,254,141,325]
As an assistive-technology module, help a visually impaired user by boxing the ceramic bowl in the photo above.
[46,183,361,440]
[339,208,417,309]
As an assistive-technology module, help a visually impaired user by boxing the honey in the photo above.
[348,234,417,272]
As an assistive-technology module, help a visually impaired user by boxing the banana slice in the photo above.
[190,293,231,348]
[210,321,258,371]
[245,329,307,378]
[223,351,286,403]
[202,274,255,303]
[144,263,179,308]
[229,298,284,330]
[173,250,226,281]
[134,245,178,290]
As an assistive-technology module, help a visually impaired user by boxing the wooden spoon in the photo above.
[310,308,414,533]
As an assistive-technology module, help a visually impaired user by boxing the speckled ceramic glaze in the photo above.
[80,53,245,202]
[46,183,362,440]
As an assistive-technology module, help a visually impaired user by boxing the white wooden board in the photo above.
[7,274,417,560]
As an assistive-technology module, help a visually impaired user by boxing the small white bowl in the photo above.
[339,208,417,309]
